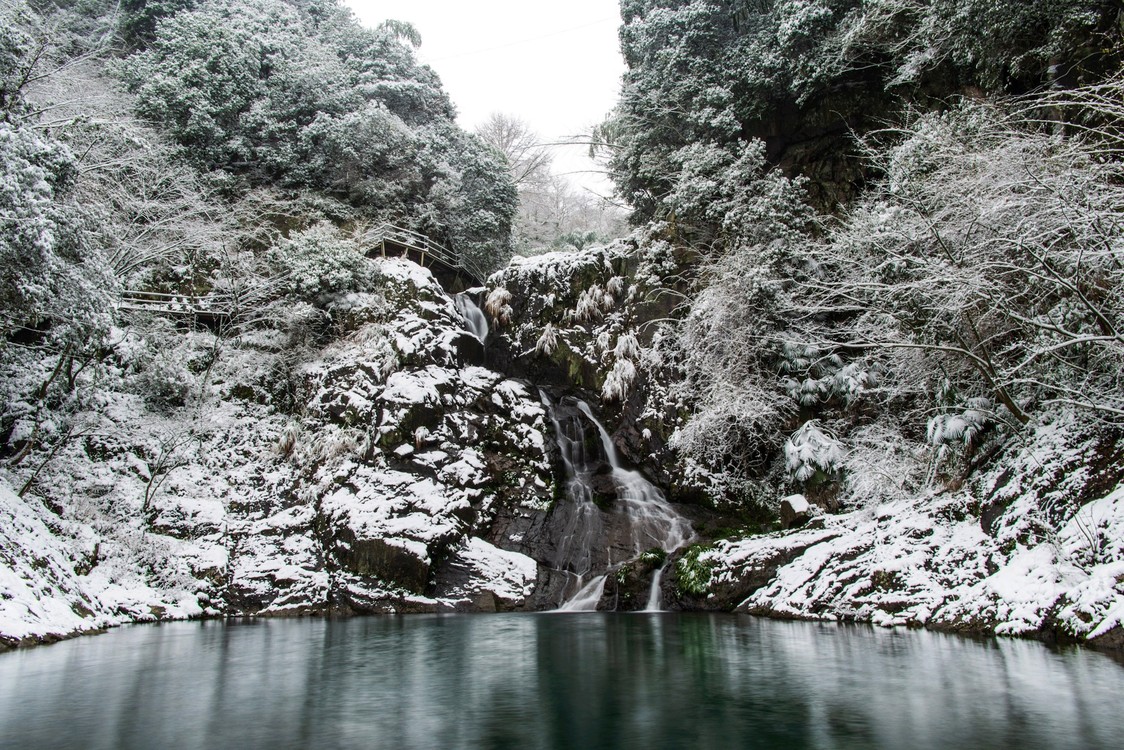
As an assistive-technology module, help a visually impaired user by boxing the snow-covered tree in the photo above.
[611,0,1122,216]
[802,99,1124,426]
[0,3,114,363]
[475,113,552,189]
[121,0,515,266]
[0,119,113,355]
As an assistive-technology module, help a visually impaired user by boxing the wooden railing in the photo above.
[363,223,487,282]
[118,290,231,322]
[118,224,484,323]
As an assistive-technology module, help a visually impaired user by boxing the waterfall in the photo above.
[643,561,671,612]
[538,391,605,605]
[575,401,694,559]
[542,395,694,612]
[454,292,489,343]
[556,575,608,612]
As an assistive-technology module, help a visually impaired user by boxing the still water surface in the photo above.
[1,613,1122,749]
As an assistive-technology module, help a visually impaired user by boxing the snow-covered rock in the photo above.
[431,536,538,611]
[690,418,1124,646]
[779,494,812,529]
[0,259,558,645]
[4,249,1123,653]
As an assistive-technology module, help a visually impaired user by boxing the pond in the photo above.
[1,613,1121,749]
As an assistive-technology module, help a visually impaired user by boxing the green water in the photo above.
[1,613,1121,749]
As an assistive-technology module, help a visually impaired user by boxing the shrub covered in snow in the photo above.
[601,357,638,403]
[484,287,513,326]
[675,544,714,597]
[534,323,558,356]
[267,223,370,302]
[784,420,844,486]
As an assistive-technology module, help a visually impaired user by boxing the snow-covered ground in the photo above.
[694,413,1124,648]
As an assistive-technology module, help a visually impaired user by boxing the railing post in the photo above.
[364,222,481,282]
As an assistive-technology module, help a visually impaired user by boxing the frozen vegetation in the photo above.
[484,241,1124,648]
[698,418,1124,647]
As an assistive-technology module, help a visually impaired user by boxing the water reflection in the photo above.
[0,614,1121,749]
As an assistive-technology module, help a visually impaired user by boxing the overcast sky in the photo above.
[344,0,626,195]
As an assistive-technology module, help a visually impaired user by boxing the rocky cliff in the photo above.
[3,241,1123,651]
[1,258,553,647]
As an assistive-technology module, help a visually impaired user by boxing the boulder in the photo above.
[780,494,812,529]
[337,534,430,594]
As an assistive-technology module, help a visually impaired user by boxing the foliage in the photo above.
[0,6,113,361]
[784,419,844,485]
[661,138,813,245]
[634,0,1124,509]
[0,0,521,484]
[514,180,627,255]
[803,100,1124,426]
[475,113,552,188]
[675,543,714,596]
[29,60,227,292]
[484,287,513,326]
[120,0,198,49]
[413,123,516,274]
[122,320,199,409]
[780,343,874,409]
[120,0,514,266]
[610,0,1123,218]
[266,222,371,301]
[665,161,812,501]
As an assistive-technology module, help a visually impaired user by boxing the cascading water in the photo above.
[454,292,489,343]
[576,402,694,557]
[541,395,694,612]
[576,401,694,611]
[539,391,607,608]
[448,297,690,612]
[556,574,609,611]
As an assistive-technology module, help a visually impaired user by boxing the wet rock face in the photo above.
[285,259,705,615]
[429,537,538,612]
[9,232,1124,647]
[604,550,667,611]
[203,261,560,618]
[508,390,696,611]
[452,331,486,367]
[484,240,722,512]
[337,535,431,593]
[516,501,665,610]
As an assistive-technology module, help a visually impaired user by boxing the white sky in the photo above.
[344,0,626,196]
